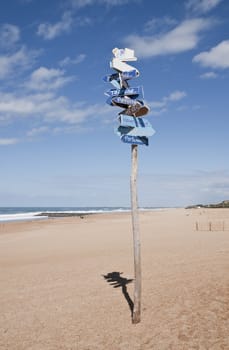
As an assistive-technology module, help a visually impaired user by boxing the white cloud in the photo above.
[37,11,73,40]
[70,0,136,7]
[124,18,212,58]
[193,40,229,69]
[0,47,37,79]
[70,0,93,6]
[186,0,223,14]
[150,108,168,116]
[149,101,167,109]
[37,12,92,40]
[0,24,20,48]
[0,92,37,114]
[148,90,187,115]
[144,16,177,33]
[167,91,187,101]
[27,126,49,137]
[45,101,110,124]
[0,91,110,127]
[25,66,74,91]
[0,138,19,145]
[59,54,86,67]
[200,71,218,78]
[177,105,188,111]
[100,0,137,5]
[192,105,201,110]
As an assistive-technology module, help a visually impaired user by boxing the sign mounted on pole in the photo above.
[105,86,144,99]
[104,47,156,324]
[104,47,152,131]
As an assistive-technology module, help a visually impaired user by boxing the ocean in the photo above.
[0,206,159,223]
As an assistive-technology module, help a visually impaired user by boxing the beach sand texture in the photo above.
[0,209,229,350]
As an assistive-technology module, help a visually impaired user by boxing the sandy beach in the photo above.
[0,208,228,350]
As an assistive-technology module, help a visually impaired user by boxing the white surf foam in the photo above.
[0,212,48,223]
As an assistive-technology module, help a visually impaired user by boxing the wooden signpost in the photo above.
[130,144,141,323]
[104,48,155,324]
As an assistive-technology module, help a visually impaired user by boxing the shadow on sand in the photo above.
[103,272,134,317]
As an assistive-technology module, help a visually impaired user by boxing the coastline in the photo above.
[0,208,228,349]
[0,207,172,223]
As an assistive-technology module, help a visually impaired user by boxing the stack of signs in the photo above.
[103,47,155,146]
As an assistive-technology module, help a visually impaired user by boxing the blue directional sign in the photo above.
[112,96,142,107]
[105,87,125,97]
[105,86,144,99]
[103,70,139,90]
[104,47,155,146]
[117,125,155,137]
[110,79,121,89]
[121,70,139,80]
[103,73,119,83]
[103,73,120,89]
[116,117,155,137]
[121,135,149,146]
[118,114,138,127]
[103,70,139,83]
[118,115,150,128]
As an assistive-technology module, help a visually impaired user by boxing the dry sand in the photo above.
[0,209,229,350]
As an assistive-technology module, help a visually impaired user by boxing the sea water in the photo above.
[0,207,130,223]
[0,207,161,223]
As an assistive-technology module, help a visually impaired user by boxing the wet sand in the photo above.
[0,209,229,349]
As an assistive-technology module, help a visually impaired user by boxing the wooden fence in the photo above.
[195,221,229,231]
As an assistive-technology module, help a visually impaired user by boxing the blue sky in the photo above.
[0,0,229,207]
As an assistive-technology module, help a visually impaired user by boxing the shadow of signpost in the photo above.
[103,272,134,317]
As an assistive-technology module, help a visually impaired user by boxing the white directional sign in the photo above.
[112,48,137,61]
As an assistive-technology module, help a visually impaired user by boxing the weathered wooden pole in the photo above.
[104,48,154,324]
[130,144,141,324]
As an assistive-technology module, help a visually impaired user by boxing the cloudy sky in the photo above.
[0,0,229,207]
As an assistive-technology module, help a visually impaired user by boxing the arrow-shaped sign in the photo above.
[118,115,152,127]
[111,96,143,107]
[121,135,149,146]
[103,70,139,83]
[116,116,155,137]
[105,86,144,99]
[116,125,155,137]
[103,69,140,90]
[112,48,137,62]
[121,70,139,79]
[111,58,140,75]
[106,96,140,107]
